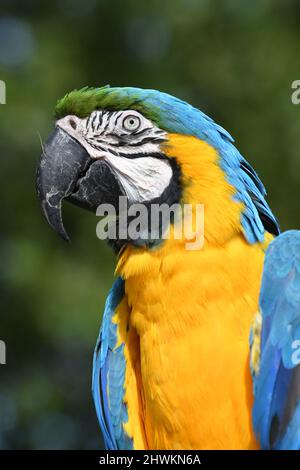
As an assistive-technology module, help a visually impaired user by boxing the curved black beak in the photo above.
[36,127,123,241]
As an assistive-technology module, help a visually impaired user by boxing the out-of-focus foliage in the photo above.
[0,0,299,449]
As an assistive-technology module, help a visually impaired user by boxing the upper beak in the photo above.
[36,127,123,241]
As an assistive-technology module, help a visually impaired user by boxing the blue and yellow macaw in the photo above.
[36,86,300,450]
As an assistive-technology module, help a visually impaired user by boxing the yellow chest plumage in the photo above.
[113,134,271,449]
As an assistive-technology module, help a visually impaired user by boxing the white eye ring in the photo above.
[122,115,141,132]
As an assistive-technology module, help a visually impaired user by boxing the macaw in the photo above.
[36,86,300,450]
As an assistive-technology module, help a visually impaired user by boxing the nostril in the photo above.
[69,118,77,130]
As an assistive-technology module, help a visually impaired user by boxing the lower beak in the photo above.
[36,127,122,241]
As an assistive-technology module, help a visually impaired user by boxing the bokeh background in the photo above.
[0,0,300,449]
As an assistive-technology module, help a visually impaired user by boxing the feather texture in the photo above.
[252,230,300,449]
[92,277,133,450]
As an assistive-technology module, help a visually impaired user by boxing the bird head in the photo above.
[36,86,279,249]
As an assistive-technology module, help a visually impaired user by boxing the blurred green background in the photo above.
[0,0,299,449]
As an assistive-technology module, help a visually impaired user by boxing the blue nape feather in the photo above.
[253,230,300,449]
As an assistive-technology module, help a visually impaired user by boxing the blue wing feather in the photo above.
[252,230,300,449]
[92,276,133,450]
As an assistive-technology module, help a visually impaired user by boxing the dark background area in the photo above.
[0,0,299,449]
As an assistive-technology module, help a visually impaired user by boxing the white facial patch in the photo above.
[57,110,173,203]
[104,154,172,203]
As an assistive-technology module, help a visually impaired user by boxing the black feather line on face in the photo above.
[115,151,168,160]
[89,133,166,150]
[91,113,97,131]
[117,136,166,147]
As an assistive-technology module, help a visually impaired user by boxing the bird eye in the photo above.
[122,115,141,132]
